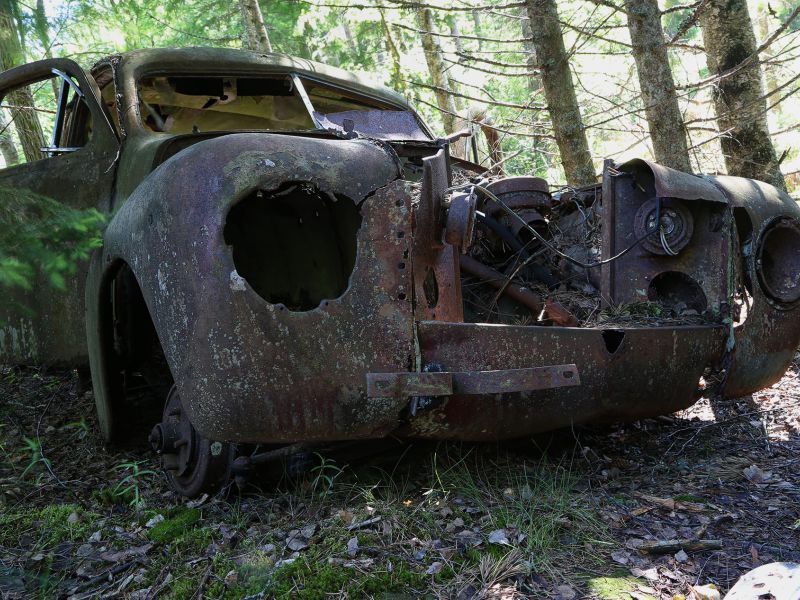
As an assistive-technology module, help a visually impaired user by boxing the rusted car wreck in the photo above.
[1,48,799,496]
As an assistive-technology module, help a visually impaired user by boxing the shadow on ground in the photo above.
[0,361,798,599]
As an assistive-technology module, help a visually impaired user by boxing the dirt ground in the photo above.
[0,359,798,599]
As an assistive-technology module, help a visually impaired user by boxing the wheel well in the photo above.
[98,261,172,445]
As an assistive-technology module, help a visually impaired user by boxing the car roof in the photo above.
[93,47,413,110]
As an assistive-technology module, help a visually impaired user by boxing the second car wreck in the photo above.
[1,48,799,497]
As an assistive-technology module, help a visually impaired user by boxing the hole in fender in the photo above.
[602,330,625,355]
[647,271,707,313]
[223,182,361,311]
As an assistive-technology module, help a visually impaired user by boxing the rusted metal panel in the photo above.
[102,133,416,443]
[403,321,726,440]
[412,148,464,323]
[618,158,727,204]
[601,160,730,311]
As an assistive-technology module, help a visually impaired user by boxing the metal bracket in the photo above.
[367,364,580,399]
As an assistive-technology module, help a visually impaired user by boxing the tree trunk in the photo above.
[342,17,358,56]
[238,0,272,53]
[379,9,404,93]
[416,7,458,134]
[472,11,483,51]
[449,16,464,57]
[446,16,464,111]
[698,0,786,191]
[0,110,20,167]
[33,0,59,99]
[525,0,595,186]
[0,0,45,163]
[519,9,540,94]
[624,0,691,172]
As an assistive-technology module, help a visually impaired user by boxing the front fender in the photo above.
[99,133,413,442]
[711,175,800,398]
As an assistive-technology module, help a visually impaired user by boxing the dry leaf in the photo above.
[488,529,511,546]
[426,561,443,575]
[689,583,720,600]
[347,536,359,557]
[556,584,576,599]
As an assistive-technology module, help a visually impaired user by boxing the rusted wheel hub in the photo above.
[149,386,234,497]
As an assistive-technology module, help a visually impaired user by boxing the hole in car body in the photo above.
[224,182,361,311]
[602,329,625,354]
[647,271,708,314]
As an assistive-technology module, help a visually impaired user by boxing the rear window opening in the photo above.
[224,182,361,311]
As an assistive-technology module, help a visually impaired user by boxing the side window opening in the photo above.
[0,72,92,169]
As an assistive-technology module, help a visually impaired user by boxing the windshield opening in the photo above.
[136,74,429,141]
[138,75,314,134]
[302,78,429,141]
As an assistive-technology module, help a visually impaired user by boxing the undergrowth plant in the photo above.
[20,435,50,479]
[64,417,89,440]
[113,461,157,509]
[308,453,345,499]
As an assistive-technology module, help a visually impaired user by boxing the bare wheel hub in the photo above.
[150,386,234,497]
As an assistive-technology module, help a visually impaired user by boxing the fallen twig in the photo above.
[70,559,139,594]
[638,539,722,555]
[347,516,382,531]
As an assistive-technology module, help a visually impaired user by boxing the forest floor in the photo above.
[0,361,798,600]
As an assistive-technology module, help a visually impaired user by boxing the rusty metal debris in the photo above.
[2,48,800,497]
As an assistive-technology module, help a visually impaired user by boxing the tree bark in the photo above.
[416,7,458,134]
[698,0,786,191]
[525,0,595,186]
[0,0,45,163]
[624,0,691,172]
[0,110,20,166]
[238,0,272,53]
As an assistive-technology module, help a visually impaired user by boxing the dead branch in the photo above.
[638,539,722,554]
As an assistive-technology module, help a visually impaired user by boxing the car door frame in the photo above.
[0,58,120,366]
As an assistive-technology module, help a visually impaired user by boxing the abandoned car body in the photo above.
[1,48,799,496]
